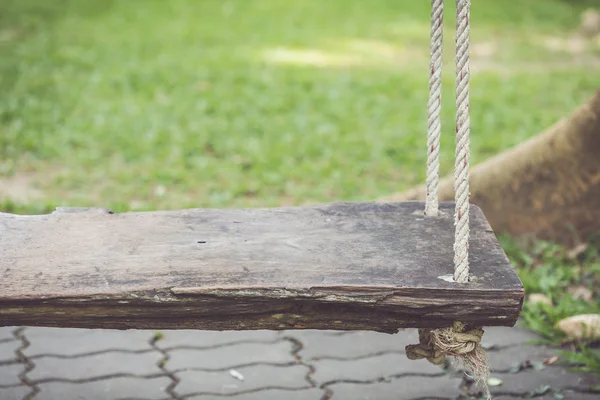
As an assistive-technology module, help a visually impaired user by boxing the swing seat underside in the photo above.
[0,201,524,333]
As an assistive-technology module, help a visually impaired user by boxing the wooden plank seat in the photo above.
[0,201,524,333]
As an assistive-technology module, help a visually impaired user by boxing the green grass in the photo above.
[501,236,600,379]
[1,0,599,378]
[502,238,600,342]
[1,0,599,211]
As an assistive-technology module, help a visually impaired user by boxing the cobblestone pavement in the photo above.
[0,324,598,399]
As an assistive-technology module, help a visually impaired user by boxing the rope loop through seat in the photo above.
[409,1,491,398]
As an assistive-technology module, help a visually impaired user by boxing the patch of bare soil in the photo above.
[0,171,45,202]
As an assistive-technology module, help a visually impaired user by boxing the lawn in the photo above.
[1,0,599,380]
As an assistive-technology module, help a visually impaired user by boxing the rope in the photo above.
[406,323,490,398]
[406,328,446,365]
[424,0,444,217]
[453,0,471,283]
[410,2,490,398]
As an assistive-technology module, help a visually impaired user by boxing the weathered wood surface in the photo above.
[0,202,524,332]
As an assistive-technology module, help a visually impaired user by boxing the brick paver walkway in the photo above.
[0,324,598,399]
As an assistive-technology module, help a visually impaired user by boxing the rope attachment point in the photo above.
[406,322,490,399]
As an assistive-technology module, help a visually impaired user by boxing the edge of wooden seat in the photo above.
[0,201,524,331]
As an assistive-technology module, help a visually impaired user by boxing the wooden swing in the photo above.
[0,1,523,335]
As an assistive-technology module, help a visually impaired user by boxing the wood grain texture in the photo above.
[0,202,524,332]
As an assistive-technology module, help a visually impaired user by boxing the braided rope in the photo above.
[406,323,490,399]
[453,0,471,283]
[424,0,444,217]
[409,2,488,397]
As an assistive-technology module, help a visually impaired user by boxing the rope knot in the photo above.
[405,327,446,365]
[431,321,483,356]
[406,322,490,399]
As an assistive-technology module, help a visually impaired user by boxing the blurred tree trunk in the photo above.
[379,89,600,246]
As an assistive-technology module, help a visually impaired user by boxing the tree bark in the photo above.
[379,89,600,246]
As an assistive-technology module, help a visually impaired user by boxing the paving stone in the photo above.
[311,352,444,385]
[175,364,311,397]
[29,351,163,382]
[0,385,31,400]
[37,376,172,400]
[0,327,15,341]
[24,327,154,357]
[280,330,370,337]
[0,339,19,363]
[487,344,557,372]
[327,374,462,399]
[481,368,600,397]
[284,329,411,360]
[481,324,540,348]
[167,340,295,371]
[494,394,600,400]
[155,329,279,349]
[188,388,326,399]
[0,362,23,386]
